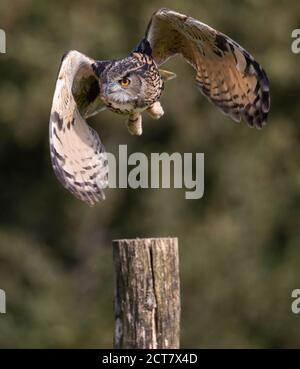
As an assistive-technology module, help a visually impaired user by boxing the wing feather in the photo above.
[145,8,270,127]
[49,50,108,205]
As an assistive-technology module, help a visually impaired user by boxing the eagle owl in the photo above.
[49,8,270,206]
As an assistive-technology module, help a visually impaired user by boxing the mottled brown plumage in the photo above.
[146,8,270,128]
[49,8,270,205]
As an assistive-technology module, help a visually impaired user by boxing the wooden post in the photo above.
[113,237,180,349]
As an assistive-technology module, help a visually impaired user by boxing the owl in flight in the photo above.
[49,8,270,205]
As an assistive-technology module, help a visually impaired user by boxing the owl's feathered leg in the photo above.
[126,113,143,136]
[146,101,164,120]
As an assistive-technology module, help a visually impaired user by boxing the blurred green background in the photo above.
[0,0,300,348]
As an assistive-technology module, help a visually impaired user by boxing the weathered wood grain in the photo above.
[113,237,180,349]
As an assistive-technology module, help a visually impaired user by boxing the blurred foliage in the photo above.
[0,0,300,348]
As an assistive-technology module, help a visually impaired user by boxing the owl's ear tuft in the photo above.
[92,61,110,77]
[133,38,152,56]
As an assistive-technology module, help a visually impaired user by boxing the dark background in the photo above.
[0,0,300,348]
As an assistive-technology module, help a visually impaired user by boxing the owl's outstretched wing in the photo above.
[144,8,270,128]
[49,50,108,206]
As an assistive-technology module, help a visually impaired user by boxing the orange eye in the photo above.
[119,77,130,86]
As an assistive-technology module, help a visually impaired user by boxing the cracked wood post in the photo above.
[113,237,180,349]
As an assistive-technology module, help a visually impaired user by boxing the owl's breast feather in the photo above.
[105,100,147,115]
[104,93,160,115]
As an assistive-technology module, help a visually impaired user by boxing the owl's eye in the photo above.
[119,77,130,87]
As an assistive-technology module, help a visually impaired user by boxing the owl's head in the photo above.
[92,55,159,111]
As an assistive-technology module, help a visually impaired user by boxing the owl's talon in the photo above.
[146,101,164,120]
[126,113,143,135]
